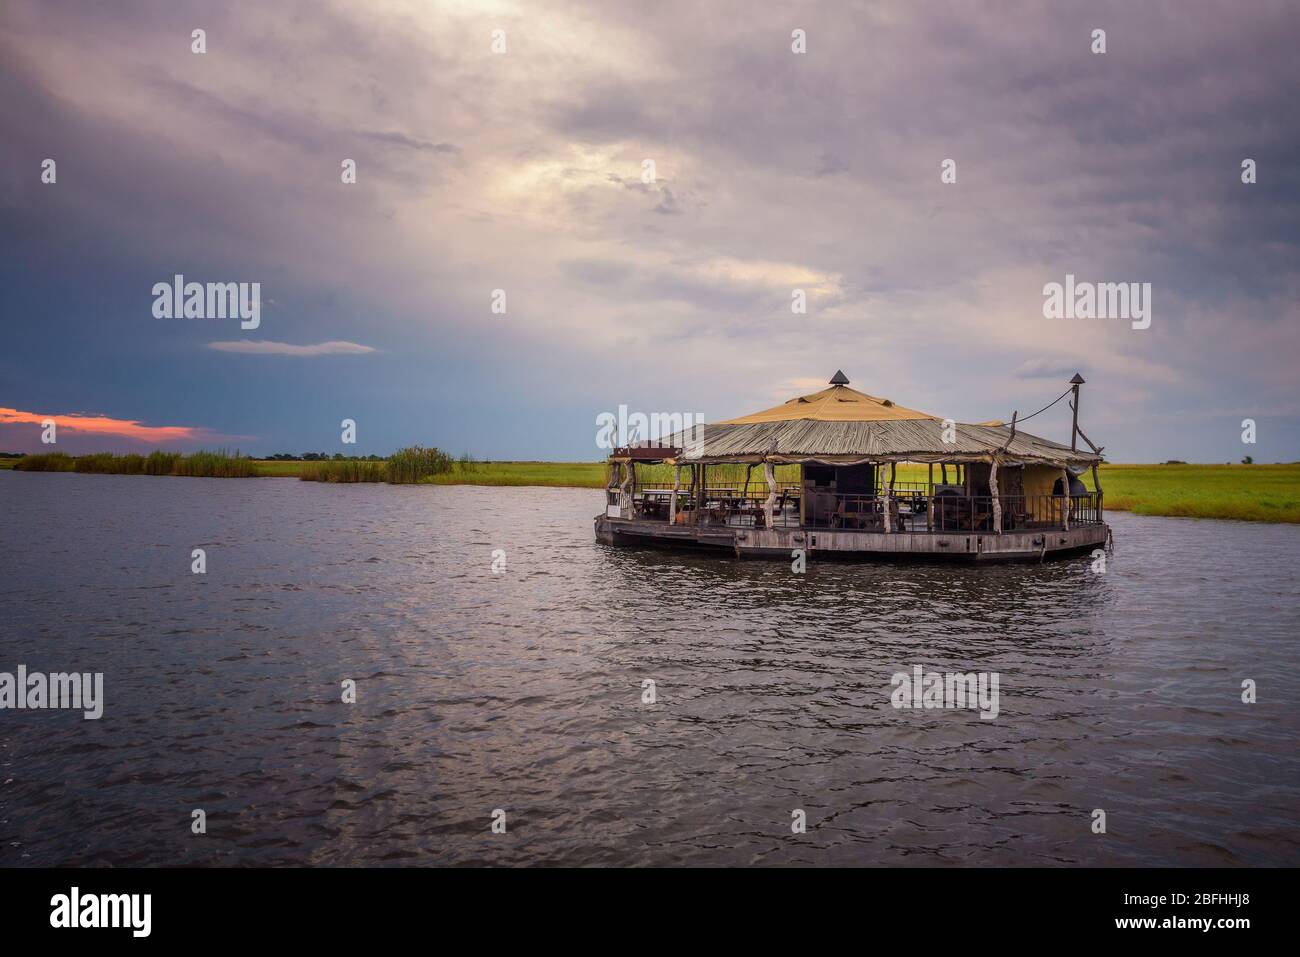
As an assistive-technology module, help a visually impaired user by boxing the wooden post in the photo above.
[1092,463,1103,523]
[799,463,806,527]
[669,464,681,524]
[989,457,1002,533]
[941,462,948,485]
[927,462,934,531]
[696,463,706,525]
[618,462,634,518]
[1060,468,1071,530]
[883,460,896,533]
[687,464,697,523]
[763,459,777,529]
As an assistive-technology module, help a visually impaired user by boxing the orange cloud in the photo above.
[0,407,206,443]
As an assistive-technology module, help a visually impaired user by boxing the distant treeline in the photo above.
[265,452,387,461]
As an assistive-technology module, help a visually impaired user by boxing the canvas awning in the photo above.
[718,380,937,424]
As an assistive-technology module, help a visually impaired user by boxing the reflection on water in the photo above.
[1,472,1297,866]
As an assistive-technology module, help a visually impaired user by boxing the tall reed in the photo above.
[13,452,75,471]
[12,449,253,477]
[386,446,453,483]
[173,449,257,478]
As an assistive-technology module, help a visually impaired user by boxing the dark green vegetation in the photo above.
[12,449,257,478]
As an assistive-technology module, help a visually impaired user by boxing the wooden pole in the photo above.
[619,462,634,518]
[1091,463,1102,523]
[696,464,705,525]
[927,462,934,531]
[1070,373,1084,453]
[883,460,896,533]
[1061,468,1071,530]
[799,463,806,527]
[669,464,681,524]
[688,464,697,523]
[989,456,1002,533]
[763,459,777,529]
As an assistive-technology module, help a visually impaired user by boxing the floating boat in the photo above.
[594,371,1110,562]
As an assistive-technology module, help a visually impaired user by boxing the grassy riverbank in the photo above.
[3,456,1296,523]
[1079,464,1300,523]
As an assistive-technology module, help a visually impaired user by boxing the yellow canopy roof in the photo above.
[719,373,938,424]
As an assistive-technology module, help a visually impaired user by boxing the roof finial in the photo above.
[829,370,849,386]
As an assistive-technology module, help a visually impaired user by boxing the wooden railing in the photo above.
[930,493,1102,531]
[620,487,1102,532]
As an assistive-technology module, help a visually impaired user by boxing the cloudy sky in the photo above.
[2,0,1297,461]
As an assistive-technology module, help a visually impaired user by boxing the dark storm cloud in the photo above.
[0,0,1297,461]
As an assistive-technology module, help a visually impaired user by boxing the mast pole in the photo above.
[1070,373,1085,453]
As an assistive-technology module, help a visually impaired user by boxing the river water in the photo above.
[1,471,1297,866]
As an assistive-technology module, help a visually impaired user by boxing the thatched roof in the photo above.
[623,372,1102,467]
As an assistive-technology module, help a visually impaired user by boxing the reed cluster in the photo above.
[12,449,255,477]
[13,452,76,472]
[385,445,454,483]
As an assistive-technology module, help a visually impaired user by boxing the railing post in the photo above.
[669,464,681,524]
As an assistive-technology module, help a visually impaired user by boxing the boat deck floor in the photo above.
[594,515,1110,563]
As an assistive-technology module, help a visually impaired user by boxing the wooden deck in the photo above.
[594,514,1110,562]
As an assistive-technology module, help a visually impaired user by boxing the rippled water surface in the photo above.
[1,471,1297,866]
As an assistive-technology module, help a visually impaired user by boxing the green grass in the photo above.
[421,460,609,487]
[1079,464,1300,523]
[5,454,1297,523]
[248,459,310,476]
[299,459,386,483]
